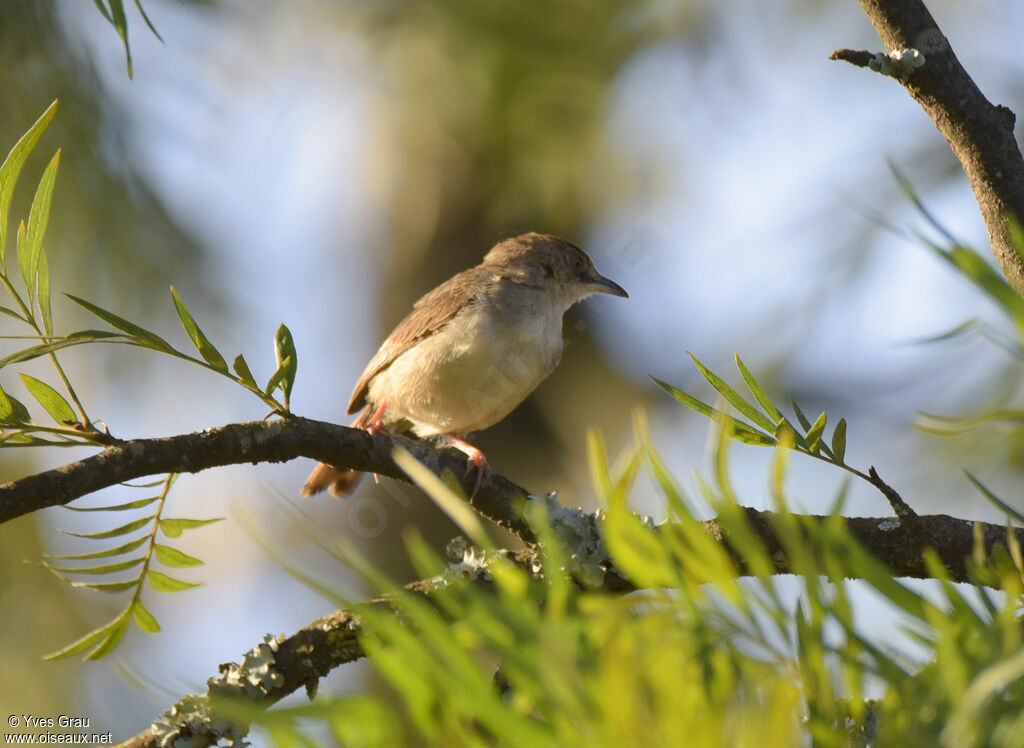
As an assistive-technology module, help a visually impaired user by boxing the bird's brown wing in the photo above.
[346,267,483,414]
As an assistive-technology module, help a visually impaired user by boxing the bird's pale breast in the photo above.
[366,286,565,436]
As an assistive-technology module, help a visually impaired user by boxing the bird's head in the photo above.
[484,233,628,306]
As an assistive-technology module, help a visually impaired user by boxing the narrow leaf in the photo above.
[159,516,223,538]
[132,600,161,634]
[735,354,783,424]
[651,376,775,446]
[61,515,155,540]
[170,286,228,372]
[43,606,130,661]
[233,354,258,389]
[0,100,59,265]
[45,557,144,575]
[147,569,202,592]
[22,149,60,305]
[43,535,149,560]
[690,353,775,431]
[133,0,164,42]
[108,0,134,78]
[68,578,140,593]
[790,396,812,432]
[19,374,76,424]
[805,411,828,453]
[153,543,203,568]
[274,323,297,399]
[16,221,29,300]
[966,472,1024,525]
[91,0,114,23]
[0,335,126,370]
[38,247,52,334]
[64,496,159,512]
[0,305,26,322]
[66,295,174,352]
[0,384,30,424]
[265,356,290,397]
[831,418,847,464]
[86,615,131,660]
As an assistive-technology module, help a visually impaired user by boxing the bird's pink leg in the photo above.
[444,433,490,498]
[364,401,389,484]
[364,400,390,436]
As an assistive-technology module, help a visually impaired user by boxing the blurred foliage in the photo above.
[0,103,301,660]
[225,419,1024,747]
[0,1,203,327]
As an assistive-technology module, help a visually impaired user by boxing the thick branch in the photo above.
[832,0,1024,294]
[0,416,534,540]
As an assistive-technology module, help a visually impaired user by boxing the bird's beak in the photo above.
[585,272,629,298]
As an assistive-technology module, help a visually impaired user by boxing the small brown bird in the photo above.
[301,232,628,498]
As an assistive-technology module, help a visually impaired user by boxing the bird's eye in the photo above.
[541,263,555,278]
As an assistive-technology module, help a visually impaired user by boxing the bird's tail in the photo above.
[300,462,363,498]
[300,409,370,499]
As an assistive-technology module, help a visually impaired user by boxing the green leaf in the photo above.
[43,535,149,560]
[651,376,776,446]
[132,600,161,634]
[86,614,131,660]
[91,0,114,23]
[689,353,775,431]
[38,247,52,334]
[154,543,204,568]
[108,0,133,78]
[735,354,783,424]
[20,149,60,305]
[0,100,58,266]
[61,515,155,540]
[133,0,164,42]
[831,418,847,465]
[265,356,291,397]
[233,354,258,389]
[43,606,130,661]
[45,557,144,575]
[966,471,1024,525]
[790,397,812,433]
[0,384,31,424]
[170,286,228,372]
[159,516,223,538]
[273,323,297,400]
[147,569,202,593]
[66,294,175,352]
[15,220,27,294]
[19,374,76,424]
[64,496,160,512]
[805,412,828,454]
[68,578,140,594]
[0,305,26,322]
[0,334,124,370]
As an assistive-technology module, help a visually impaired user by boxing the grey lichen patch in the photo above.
[868,48,925,82]
[445,537,491,581]
[150,693,248,748]
[533,492,609,589]
[209,634,287,701]
[878,518,901,532]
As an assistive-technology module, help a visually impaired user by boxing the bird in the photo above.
[301,232,628,498]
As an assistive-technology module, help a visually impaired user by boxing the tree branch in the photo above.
[832,0,1024,294]
[0,416,534,541]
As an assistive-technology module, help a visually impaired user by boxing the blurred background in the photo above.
[2,0,1024,742]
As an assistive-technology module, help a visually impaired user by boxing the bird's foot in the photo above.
[444,433,490,499]
[364,400,390,437]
